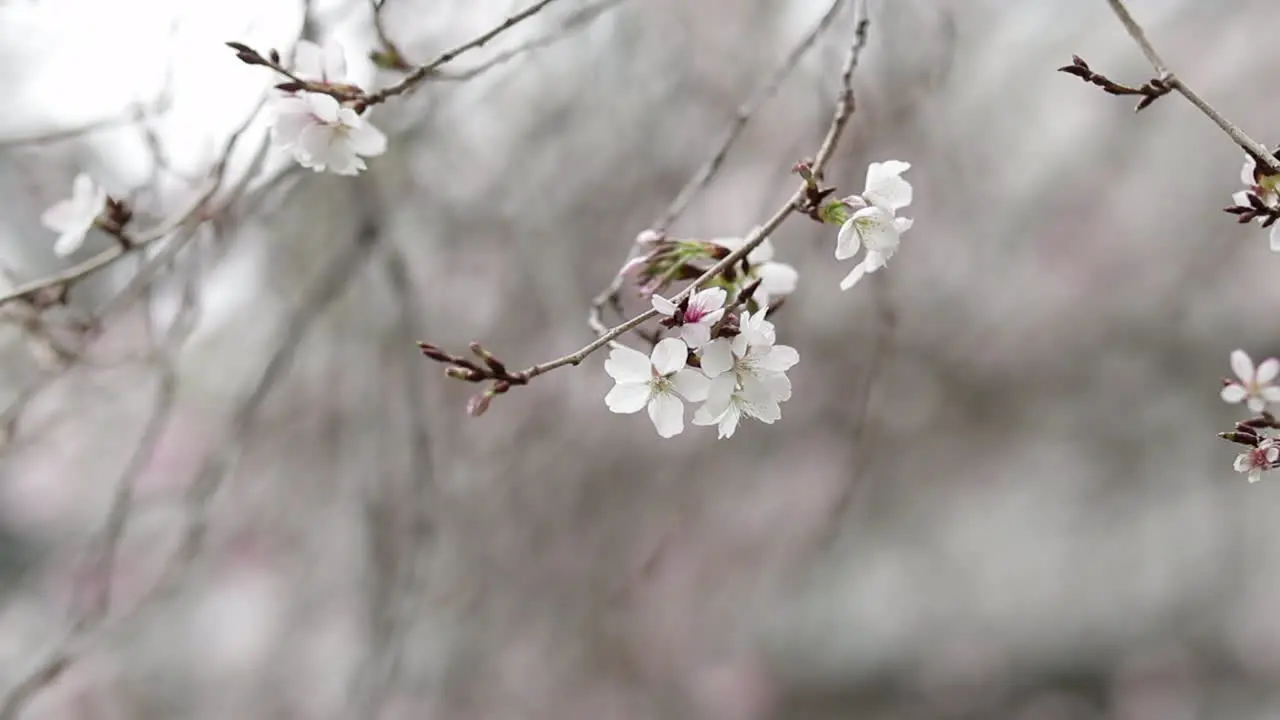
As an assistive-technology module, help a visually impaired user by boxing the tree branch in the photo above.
[1102,0,1279,173]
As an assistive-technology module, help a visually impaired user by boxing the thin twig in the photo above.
[357,0,568,109]
[431,0,626,82]
[0,265,201,720]
[498,0,873,385]
[151,225,380,599]
[1104,0,1279,173]
[587,0,851,337]
[0,97,269,311]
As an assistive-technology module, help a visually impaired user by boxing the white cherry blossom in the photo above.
[1234,440,1279,483]
[1221,349,1280,414]
[652,287,727,348]
[41,173,107,257]
[693,312,798,437]
[271,93,387,175]
[604,337,710,438]
[835,160,914,291]
[1232,155,1280,251]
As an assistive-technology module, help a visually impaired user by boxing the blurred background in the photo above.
[2,0,1280,717]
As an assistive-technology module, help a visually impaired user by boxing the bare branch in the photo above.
[588,0,851,337]
[356,0,569,109]
[1096,0,1279,172]
[431,0,626,82]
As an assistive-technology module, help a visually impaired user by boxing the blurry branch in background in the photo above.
[0,95,169,149]
[1060,0,1280,174]
[0,212,381,720]
[0,99,268,312]
[428,0,626,82]
[419,0,873,416]
[0,239,205,720]
[0,99,270,446]
[588,0,848,338]
[356,0,570,109]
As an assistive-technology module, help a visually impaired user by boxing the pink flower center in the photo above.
[683,304,709,324]
[1250,446,1274,470]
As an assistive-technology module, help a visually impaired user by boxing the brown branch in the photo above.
[1093,0,1280,173]
[430,0,625,82]
[433,0,874,408]
[588,0,852,337]
[356,0,569,110]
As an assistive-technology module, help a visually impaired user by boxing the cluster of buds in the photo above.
[227,40,388,176]
[1219,350,1280,482]
[621,229,798,315]
[417,341,529,417]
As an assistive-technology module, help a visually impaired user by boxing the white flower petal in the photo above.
[850,207,900,254]
[322,39,347,82]
[759,262,798,298]
[760,371,792,403]
[679,323,711,349]
[651,294,678,316]
[759,344,799,373]
[346,120,387,157]
[604,345,652,382]
[863,160,912,211]
[53,228,88,257]
[702,373,737,415]
[650,337,688,376]
[306,92,341,123]
[605,381,651,414]
[1248,396,1267,413]
[893,216,914,234]
[1241,157,1256,186]
[1270,223,1280,252]
[40,200,78,233]
[699,339,735,378]
[1257,358,1279,384]
[293,40,324,79]
[839,260,871,291]
[670,368,710,402]
[1263,386,1280,403]
[835,219,861,261]
[715,404,742,438]
[648,392,684,438]
[695,287,727,312]
[1231,349,1255,383]
[1221,384,1248,403]
[1235,453,1253,472]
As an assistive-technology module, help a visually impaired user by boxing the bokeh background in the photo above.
[2,0,1280,717]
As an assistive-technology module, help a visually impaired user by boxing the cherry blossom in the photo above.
[1232,155,1280,251]
[41,173,107,257]
[271,93,387,175]
[1221,349,1280,414]
[693,312,798,438]
[652,287,727,348]
[604,337,710,438]
[835,160,914,291]
[1234,440,1279,483]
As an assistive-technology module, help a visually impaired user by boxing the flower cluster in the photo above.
[1219,349,1280,482]
[604,290,798,439]
[1226,153,1280,251]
